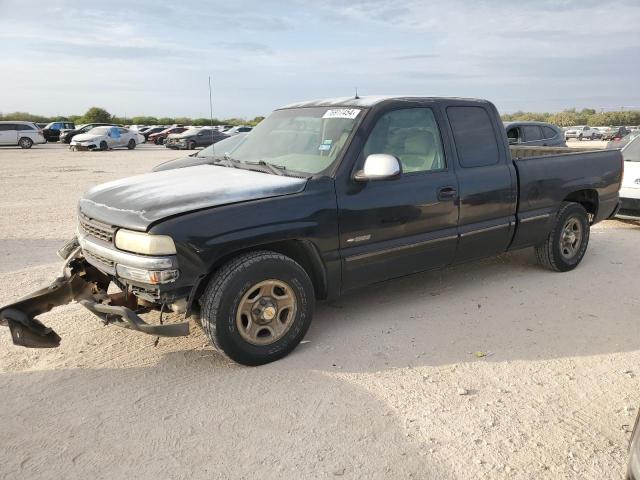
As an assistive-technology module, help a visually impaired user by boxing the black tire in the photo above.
[127,139,136,150]
[99,141,108,151]
[200,250,314,366]
[18,137,33,149]
[535,202,590,272]
[578,134,583,141]
[188,140,196,150]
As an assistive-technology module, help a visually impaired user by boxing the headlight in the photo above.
[115,265,179,284]
[115,229,176,255]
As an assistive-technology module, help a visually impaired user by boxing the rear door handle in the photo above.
[437,186,457,201]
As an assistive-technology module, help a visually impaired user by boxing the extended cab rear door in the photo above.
[336,102,460,291]
[443,103,517,263]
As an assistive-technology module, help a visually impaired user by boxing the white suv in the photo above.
[564,125,596,141]
[0,121,46,148]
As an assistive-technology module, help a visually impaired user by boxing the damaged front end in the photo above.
[0,241,189,349]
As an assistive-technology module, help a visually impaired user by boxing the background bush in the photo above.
[1,106,638,128]
[0,107,266,127]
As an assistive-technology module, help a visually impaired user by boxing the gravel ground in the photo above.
[0,142,638,479]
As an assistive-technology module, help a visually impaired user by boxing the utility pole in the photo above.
[209,76,215,147]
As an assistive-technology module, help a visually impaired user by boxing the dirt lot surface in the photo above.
[1,143,638,479]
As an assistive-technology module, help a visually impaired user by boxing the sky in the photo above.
[0,0,639,119]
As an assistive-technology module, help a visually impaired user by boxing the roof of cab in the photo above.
[278,95,490,110]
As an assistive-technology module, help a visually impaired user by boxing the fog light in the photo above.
[116,265,179,284]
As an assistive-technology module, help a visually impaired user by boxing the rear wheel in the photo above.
[535,202,590,272]
[18,137,33,149]
[99,141,108,151]
[188,140,196,150]
[200,251,314,366]
[127,139,136,149]
[578,134,583,141]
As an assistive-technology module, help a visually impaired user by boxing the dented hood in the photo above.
[79,165,307,231]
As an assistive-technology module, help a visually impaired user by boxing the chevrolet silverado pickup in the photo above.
[0,96,623,366]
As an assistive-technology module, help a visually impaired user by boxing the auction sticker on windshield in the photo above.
[322,108,361,119]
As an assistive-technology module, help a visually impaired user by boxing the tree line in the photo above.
[501,108,640,127]
[0,107,266,127]
[3,106,639,129]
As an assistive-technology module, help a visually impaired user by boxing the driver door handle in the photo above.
[437,186,457,201]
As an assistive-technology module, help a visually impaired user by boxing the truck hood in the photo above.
[79,165,307,231]
[73,132,106,143]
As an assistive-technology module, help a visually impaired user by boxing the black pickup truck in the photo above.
[0,96,623,365]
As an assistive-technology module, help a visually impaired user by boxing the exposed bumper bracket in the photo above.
[0,257,189,349]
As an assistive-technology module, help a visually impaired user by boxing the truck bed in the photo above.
[508,146,623,250]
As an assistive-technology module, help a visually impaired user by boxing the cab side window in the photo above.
[447,106,500,168]
[362,108,446,173]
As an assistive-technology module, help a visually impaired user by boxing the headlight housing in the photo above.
[115,229,176,255]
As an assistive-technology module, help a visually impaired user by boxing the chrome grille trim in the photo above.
[79,214,115,243]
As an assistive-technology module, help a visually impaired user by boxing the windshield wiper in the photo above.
[245,160,287,176]
[208,155,241,169]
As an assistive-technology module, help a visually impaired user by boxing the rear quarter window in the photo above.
[542,126,557,139]
[523,125,543,141]
[447,106,500,167]
[17,124,35,131]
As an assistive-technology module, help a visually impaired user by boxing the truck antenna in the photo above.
[355,87,360,99]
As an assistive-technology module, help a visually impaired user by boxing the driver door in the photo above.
[336,106,460,291]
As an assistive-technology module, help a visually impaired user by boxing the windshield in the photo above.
[623,136,640,162]
[228,107,363,174]
[197,133,247,157]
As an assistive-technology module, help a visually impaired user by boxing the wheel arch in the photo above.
[562,189,599,220]
[187,239,328,315]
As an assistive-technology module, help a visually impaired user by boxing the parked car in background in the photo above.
[504,121,567,147]
[165,127,229,150]
[607,131,640,149]
[42,121,75,142]
[60,123,119,143]
[70,126,143,151]
[602,126,630,141]
[154,133,248,171]
[616,135,640,218]
[140,126,166,140]
[0,121,46,148]
[224,125,253,136]
[148,126,187,145]
[565,125,597,141]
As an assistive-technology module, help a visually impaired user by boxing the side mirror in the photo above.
[354,154,402,182]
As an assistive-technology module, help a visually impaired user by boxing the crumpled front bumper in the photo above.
[0,247,189,349]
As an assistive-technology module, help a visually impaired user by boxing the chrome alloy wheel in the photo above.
[560,217,583,260]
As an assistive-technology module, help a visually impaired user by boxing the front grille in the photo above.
[84,249,115,269]
[79,214,115,243]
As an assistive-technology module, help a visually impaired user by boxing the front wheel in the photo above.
[99,141,108,151]
[127,139,136,149]
[535,202,590,272]
[188,140,196,150]
[18,137,33,149]
[200,251,314,366]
